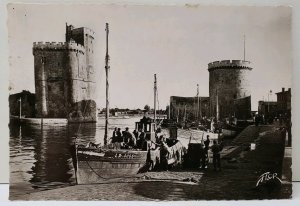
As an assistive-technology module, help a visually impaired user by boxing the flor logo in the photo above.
[256,172,282,187]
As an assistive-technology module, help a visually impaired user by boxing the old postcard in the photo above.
[8,4,292,200]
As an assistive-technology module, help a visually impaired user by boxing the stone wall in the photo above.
[208,60,252,119]
[33,43,71,118]
[233,96,252,119]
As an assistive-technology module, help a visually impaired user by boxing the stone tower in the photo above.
[33,24,97,122]
[208,60,252,120]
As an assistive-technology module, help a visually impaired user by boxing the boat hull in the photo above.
[72,140,184,184]
[77,160,145,184]
[74,148,157,184]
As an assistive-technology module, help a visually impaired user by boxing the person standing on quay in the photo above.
[211,140,223,171]
[204,135,210,167]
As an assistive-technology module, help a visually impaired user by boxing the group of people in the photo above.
[198,135,223,171]
[110,127,149,150]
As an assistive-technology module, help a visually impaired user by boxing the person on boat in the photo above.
[133,129,139,139]
[136,129,146,149]
[117,128,122,142]
[159,136,171,171]
[111,127,118,143]
[123,127,136,148]
[155,129,164,146]
[128,134,136,148]
[113,127,118,137]
[211,140,223,171]
[122,130,128,143]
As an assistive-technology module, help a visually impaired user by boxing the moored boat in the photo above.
[71,116,184,184]
[72,145,153,184]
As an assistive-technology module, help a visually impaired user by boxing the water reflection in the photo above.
[9,116,142,196]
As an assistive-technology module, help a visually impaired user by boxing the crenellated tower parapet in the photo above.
[33,41,85,54]
[208,60,252,71]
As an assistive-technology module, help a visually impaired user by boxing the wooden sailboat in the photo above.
[71,23,184,184]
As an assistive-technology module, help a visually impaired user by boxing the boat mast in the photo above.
[104,23,110,145]
[197,84,199,121]
[184,104,187,125]
[243,34,246,61]
[216,87,219,121]
[154,74,157,126]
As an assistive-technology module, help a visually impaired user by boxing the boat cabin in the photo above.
[135,116,156,142]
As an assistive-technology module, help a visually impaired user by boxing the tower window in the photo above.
[41,57,46,64]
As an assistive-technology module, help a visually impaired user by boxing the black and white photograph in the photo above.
[7,3,292,200]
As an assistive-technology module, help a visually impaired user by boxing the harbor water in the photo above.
[9,116,199,197]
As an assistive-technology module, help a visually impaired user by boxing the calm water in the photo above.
[9,116,144,196]
[9,116,196,197]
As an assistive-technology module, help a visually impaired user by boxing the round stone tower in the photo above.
[208,60,252,120]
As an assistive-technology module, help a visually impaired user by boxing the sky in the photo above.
[7,4,292,111]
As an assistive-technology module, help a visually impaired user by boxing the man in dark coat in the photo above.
[211,140,223,171]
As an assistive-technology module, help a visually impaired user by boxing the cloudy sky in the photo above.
[8,4,292,110]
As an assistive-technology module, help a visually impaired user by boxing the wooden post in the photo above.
[104,23,110,145]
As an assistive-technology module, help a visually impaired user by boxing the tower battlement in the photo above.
[33,41,85,54]
[208,60,252,70]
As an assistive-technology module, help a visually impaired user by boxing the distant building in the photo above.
[258,101,277,117]
[208,60,252,120]
[170,96,210,122]
[276,88,291,117]
[33,24,97,122]
[9,90,36,118]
